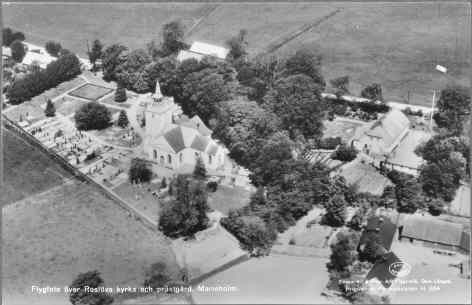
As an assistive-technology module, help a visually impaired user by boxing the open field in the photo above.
[2,178,180,305]
[1,128,73,205]
[68,83,113,101]
[4,2,468,106]
[192,254,335,304]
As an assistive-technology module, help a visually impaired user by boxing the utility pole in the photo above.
[430,90,436,131]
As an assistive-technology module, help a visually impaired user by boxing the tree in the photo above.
[129,158,152,183]
[2,28,25,46]
[142,57,178,95]
[180,68,232,123]
[74,102,111,130]
[193,156,207,180]
[160,20,187,56]
[7,53,81,104]
[220,211,277,256]
[332,144,358,162]
[117,110,129,128]
[347,209,364,231]
[69,270,113,305]
[88,39,103,71]
[387,170,423,213]
[262,74,324,140]
[143,262,171,289]
[101,44,127,81]
[360,83,383,101]
[321,195,347,227]
[114,84,127,103]
[10,40,26,62]
[161,177,167,189]
[330,76,349,96]
[428,198,445,216]
[159,176,209,238]
[358,231,383,263]
[44,99,56,117]
[226,29,248,62]
[283,48,325,89]
[434,85,470,134]
[327,231,359,272]
[45,41,62,57]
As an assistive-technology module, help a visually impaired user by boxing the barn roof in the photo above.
[189,41,229,59]
[401,214,468,249]
[365,109,410,151]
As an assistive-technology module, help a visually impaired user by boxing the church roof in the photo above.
[163,127,186,153]
[190,135,211,152]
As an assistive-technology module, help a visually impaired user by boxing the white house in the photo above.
[177,41,229,62]
[143,82,226,174]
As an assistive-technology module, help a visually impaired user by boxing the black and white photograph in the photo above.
[0,1,471,304]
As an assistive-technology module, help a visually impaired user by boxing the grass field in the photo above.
[3,180,180,305]
[207,185,251,215]
[55,96,88,116]
[1,128,73,205]
[3,2,469,106]
[68,83,113,101]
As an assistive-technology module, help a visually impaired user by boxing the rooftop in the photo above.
[364,109,410,152]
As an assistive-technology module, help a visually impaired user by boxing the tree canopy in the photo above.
[10,40,26,62]
[45,41,62,57]
[74,102,111,130]
[69,270,113,305]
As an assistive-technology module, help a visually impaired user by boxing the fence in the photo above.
[2,114,158,231]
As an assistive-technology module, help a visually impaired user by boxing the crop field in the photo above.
[1,128,72,205]
[2,175,180,305]
[4,2,468,107]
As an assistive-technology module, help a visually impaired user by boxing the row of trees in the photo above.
[6,53,82,104]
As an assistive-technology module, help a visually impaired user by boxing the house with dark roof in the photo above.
[143,82,227,174]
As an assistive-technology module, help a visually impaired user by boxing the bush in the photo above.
[74,102,111,130]
[69,270,113,305]
[129,158,152,183]
[2,28,25,46]
[45,41,62,57]
[160,177,167,189]
[85,151,97,161]
[7,53,81,104]
[332,144,358,162]
[117,110,129,128]
[318,137,342,150]
[428,199,445,216]
[44,99,56,117]
[361,83,383,101]
[114,85,127,103]
[321,195,347,227]
[143,262,171,290]
[207,181,218,192]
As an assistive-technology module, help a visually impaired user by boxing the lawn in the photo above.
[3,101,45,123]
[91,126,142,148]
[2,179,180,305]
[322,117,369,143]
[112,181,162,223]
[68,83,113,101]
[1,128,73,205]
[207,185,251,215]
[54,96,89,116]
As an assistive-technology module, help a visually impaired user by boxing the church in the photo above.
[143,81,227,174]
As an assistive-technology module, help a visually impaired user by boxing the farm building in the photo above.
[398,214,470,253]
[143,84,227,173]
[353,109,410,159]
[177,41,229,62]
[332,157,393,196]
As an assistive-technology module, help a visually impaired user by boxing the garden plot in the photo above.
[99,91,137,109]
[322,117,370,143]
[30,77,86,106]
[68,83,113,101]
